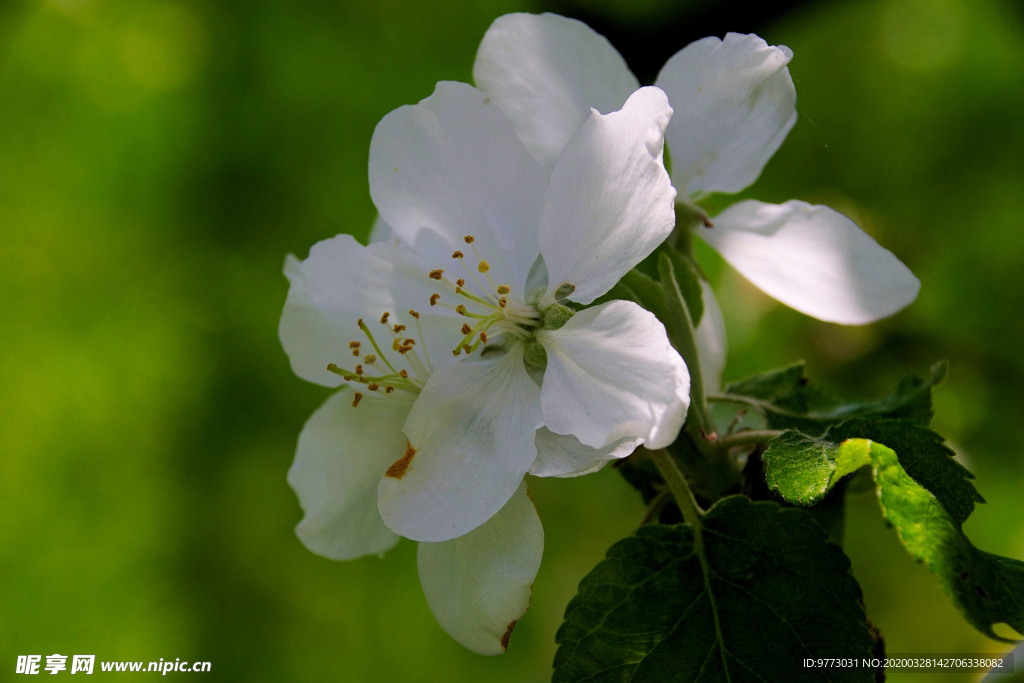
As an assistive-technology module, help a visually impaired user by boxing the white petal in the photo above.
[703,200,920,324]
[695,279,727,392]
[378,343,542,542]
[288,389,414,560]
[473,12,639,171]
[368,81,547,293]
[538,87,677,306]
[279,234,463,387]
[529,428,640,478]
[538,300,690,450]
[367,215,404,248]
[417,482,543,655]
[655,33,797,199]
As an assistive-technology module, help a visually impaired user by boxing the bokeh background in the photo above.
[1,0,1022,680]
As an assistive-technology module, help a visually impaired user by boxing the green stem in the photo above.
[713,429,784,451]
[648,448,704,528]
[658,256,711,435]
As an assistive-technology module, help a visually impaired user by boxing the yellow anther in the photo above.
[429,269,444,280]
[409,309,420,319]
[461,324,472,335]
[385,386,395,394]
[496,285,510,294]
[479,331,488,343]
[398,344,414,355]
[399,369,409,379]
[357,318,364,327]
[352,392,363,407]
[380,312,390,324]
[456,278,466,287]
[462,345,472,355]
[355,365,363,375]
[430,293,441,306]
[364,354,377,364]
[452,250,464,259]
[464,235,475,244]
[367,382,380,391]
[393,324,406,334]
[352,348,360,356]
[392,338,402,351]
[403,338,415,346]
[456,304,468,316]
[348,341,361,349]
[477,260,490,274]
[452,349,460,356]
[498,297,508,308]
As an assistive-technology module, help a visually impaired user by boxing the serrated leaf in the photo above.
[764,430,1020,640]
[553,496,876,683]
[723,362,947,434]
[763,419,983,526]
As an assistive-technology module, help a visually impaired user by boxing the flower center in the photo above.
[427,234,543,356]
[327,310,434,407]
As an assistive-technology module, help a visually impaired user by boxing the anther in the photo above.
[352,392,363,407]
[363,354,377,364]
[456,278,466,287]
[357,318,364,327]
[392,338,401,351]
[499,297,508,308]
[461,324,472,335]
[456,304,468,316]
[352,348,360,356]
[380,312,390,324]
[393,324,406,334]
[403,338,415,346]
[367,382,379,391]
[409,309,420,319]
[496,285,510,295]
[398,344,414,355]
[452,250,464,259]
[464,235,475,244]
[477,260,490,274]
[479,331,488,343]
[385,386,394,394]
[399,369,409,379]
[430,293,441,306]
[429,269,444,280]
[348,341,361,349]
[355,365,363,375]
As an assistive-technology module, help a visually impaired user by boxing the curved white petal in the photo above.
[417,482,543,655]
[695,279,727,392]
[279,234,464,388]
[529,428,640,478]
[378,343,542,542]
[368,215,404,248]
[368,81,547,293]
[473,12,639,171]
[288,389,414,560]
[538,87,677,306]
[538,300,690,450]
[655,33,797,199]
[703,200,920,324]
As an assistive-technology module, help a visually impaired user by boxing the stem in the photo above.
[713,429,783,450]
[648,448,704,528]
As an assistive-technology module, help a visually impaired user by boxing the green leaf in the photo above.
[594,269,668,321]
[763,419,983,526]
[763,428,1020,640]
[723,361,948,435]
[553,497,877,683]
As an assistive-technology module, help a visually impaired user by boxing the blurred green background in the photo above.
[1,0,1022,680]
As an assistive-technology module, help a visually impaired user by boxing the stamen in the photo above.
[380,312,390,324]
[367,382,379,391]
[477,260,490,274]
[348,341,361,349]
[355,365,363,375]
[452,250,464,259]
[399,369,409,379]
[408,309,420,319]
[429,269,444,280]
[403,338,415,346]
[430,293,441,306]
[456,278,466,288]
[358,319,400,375]
[352,392,363,407]
[479,331,488,343]
[412,314,433,373]
[464,235,475,244]
[496,285,510,295]
[461,324,472,335]
[363,354,377,364]
[352,348,360,356]
[385,386,394,394]
[499,297,508,308]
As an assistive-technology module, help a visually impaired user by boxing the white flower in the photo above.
[279,79,690,651]
[472,13,921,328]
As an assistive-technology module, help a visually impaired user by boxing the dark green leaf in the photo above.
[763,419,983,526]
[763,429,1020,640]
[723,361,948,434]
[632,243,704,327]
[553,497,876,683]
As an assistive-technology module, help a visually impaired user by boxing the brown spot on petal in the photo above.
[385,442,416,479]
[500,621,517,650]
